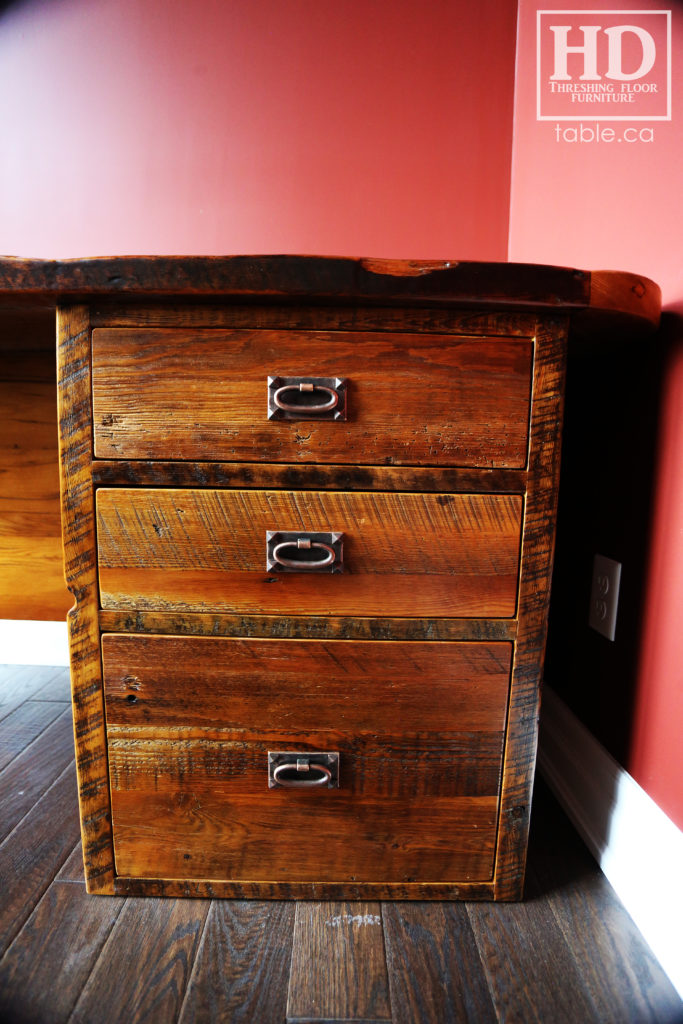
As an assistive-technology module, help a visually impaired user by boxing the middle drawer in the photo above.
[96,488,523,618]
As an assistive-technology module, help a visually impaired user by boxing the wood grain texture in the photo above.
[466,898,602,1023]
[92,328,533,467]
[91,302,542,337]
[102,635,508,884]
[382,902,497,1023]
[0,881,122,1024]
[0,763,80,957]
[102,634,511,736]
[0,707,75,842]
[0,698,65,771]
[98,608,518,642]
[0,664,66,722]
[69,898,210,1024]
[287,901,391,1023]
[493,317,568,900]
[0,310,69,619]
[178,902,295,1024]
[91,458,527,495]
[96,488,522,618]
[57,305,115,893]
[113,876,495,900]
[0,255,593,309]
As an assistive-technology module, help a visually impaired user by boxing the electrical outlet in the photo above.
[588,554,622,641]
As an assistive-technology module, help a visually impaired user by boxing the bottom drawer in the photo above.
[102,633,512,884]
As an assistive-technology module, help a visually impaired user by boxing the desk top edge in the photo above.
[0,255,661,333]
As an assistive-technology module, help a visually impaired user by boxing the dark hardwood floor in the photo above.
[0,663,681,1024]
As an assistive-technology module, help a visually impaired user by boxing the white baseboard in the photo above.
[0,619,69,666]
[538,684,683,999]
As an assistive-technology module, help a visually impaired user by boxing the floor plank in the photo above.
[0,664,680,1023]
[0,664,64,722]
[55,839,86,883]
[70,898,210,1024]
[0,881,122,1024]
[466,893,603,1024]
[31,666,71,703]
[0,762,80,957]
[287,901,391,1023]
[382,902,497,1024]
[527,783,683,1023]
[178,901,295,1024]
[0,698,66,771]
[0,707,76,843]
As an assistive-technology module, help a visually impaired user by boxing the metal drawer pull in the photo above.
[268,751,340,789]
[273,538,335,569]
[267,376,347,421]
[273,760,331,787]
[266,531,344,573]
[274,382,338,413]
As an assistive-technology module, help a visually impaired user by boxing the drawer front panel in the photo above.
[96,488,523,618]
[92,328,533,467]
[103,633,511,882]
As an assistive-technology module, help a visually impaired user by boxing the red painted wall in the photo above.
[510,0,683,829]
[0,0,517,260]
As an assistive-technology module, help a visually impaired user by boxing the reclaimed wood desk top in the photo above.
[0,256,661,338]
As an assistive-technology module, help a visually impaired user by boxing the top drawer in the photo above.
[92,328,533,467]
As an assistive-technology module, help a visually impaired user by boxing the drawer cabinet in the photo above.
[51,255,659,900]
[102,634,511,884]
[91,328,533,465]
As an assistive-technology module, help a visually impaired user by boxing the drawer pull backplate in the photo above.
[267,376,347,420]
[268,751,340,789]
[266,531,344,573]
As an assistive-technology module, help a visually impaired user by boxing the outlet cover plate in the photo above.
[589,554,622,642]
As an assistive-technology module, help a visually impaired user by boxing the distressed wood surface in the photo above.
[178,901,295,1024]
[382,902,497,1023]
[0,698,65,771]
[493,317,568,899]
[96,488,522,618]
[0,881,122,1024]
[0,317,71,618]
[0,664,66,722]
[3,676,681,1023]
[92,328,533,466]
[98,609,518,642]
[287,902,392,1023]
[0,763,80,957]
[48,264,660,903]
[69,898,210,1024]
[466,896,602,1023]
[92,459,526,495]
[0,708,74,843]
[91,302,542,337]
[102,634,508,884]
[0,255,590,306]
[57,305,115,893]
[0,257,662,337]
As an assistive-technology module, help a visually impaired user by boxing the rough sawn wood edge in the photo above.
[57,305,116,894]
[493,315,568,899]
[0,256,661,335]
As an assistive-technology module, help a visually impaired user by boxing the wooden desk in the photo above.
[0,256,660,899]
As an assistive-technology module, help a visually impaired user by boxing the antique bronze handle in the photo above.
[266,531,344,573]
[272,537,335,569]
[273,382,339,413]
[267,376,347,420]
[268,751,340,789]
